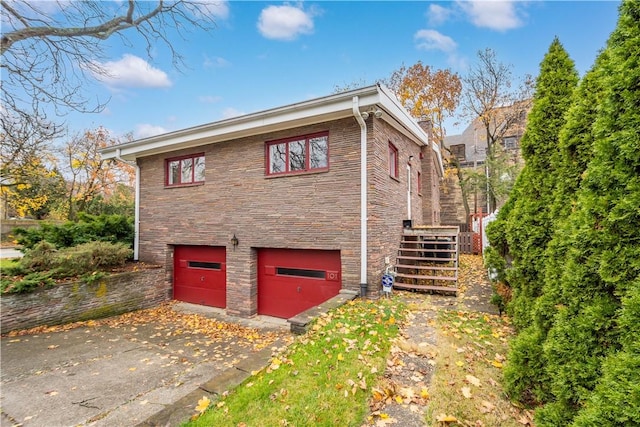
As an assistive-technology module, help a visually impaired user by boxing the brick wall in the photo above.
[367,119,424,296]
[0,268,168,334]
[136,116,437,314]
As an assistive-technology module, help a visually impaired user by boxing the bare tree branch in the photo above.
[1,1,219,128]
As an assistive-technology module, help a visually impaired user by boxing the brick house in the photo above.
[101,84,444,319]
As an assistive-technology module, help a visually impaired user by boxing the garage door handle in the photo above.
[201,276,205,282]
[297,286,301,293]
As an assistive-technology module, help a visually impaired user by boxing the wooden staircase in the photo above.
[393,226,459,295]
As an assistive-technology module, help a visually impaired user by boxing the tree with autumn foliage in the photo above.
[384,61,461,148]
[60,127,135,220]
[0,114,67,219]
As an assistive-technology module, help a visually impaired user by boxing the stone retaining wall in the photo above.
[1,268,170,334]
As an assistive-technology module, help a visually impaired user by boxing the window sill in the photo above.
[390,175,400,183]
[265,168,330,179]
[164,182,205,189]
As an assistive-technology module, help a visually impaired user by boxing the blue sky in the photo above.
[52,1,622,138]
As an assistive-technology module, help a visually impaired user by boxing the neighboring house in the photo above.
[101,84,444,319]
[441,104,529,222]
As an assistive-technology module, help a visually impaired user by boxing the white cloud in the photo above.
[93,54,172,89]
[428,4,452,26]
[457,0,524,31]
[257,4,314,41]
[414,29,457,53]
[221,107,244,119]
[135,123,169,139]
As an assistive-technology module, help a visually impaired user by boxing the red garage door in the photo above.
[258,249,341,318]
[174,245,226,308]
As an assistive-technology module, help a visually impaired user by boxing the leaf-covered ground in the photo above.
[365,254,534,426]
[3,301,286,351]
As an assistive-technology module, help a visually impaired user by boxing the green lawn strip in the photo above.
[0,258,19,270]
[185,298,407,427]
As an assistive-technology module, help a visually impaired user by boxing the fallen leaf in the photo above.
[436,413,458,423]
[195,396,211,413]
[420,388,429,399]
[461,386,472,398]
[479,400,495,413]
[466,374,481,387]
[455,361,464,367]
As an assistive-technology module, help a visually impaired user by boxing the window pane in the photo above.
[276,267,326,279]
[389,145,398,177]
[181,158,193,183]
[289,140,306,171]
[194,156,205,181]
[168,160,180,185]
[269,143,286,173]
[309,136,328,169]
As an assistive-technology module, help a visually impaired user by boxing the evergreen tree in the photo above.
[535,1,640,424]
[501,50,611,406]
[503,38,579,330]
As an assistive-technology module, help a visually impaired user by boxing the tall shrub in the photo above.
[502,37,579,330]
[535,1,640,424]
[502,50,610,406]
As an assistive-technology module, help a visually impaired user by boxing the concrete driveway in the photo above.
[0,247,23,259]
[0,303,290,427]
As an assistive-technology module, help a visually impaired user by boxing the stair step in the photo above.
[400,239,457,245]
[397,255,456,262]
[393,282,458,294]
[395,272,457,281]
[395,264,458,271]
[398,247,457,253]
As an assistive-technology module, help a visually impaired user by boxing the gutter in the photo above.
[352,96,368,298]
[116,149,140,261]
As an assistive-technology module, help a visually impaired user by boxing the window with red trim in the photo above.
[388,142,398,178]
[266,132,329,176]
[166,153,205,186]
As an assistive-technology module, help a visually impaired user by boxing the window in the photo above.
[417,171,422,195]
[166,153,205,186]
[388,142,399,178]
[276,267,326,279]
[502,136,518,150]
[450,144,466,161]
[266,132,329,176]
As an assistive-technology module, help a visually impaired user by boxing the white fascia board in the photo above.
[101,85,385,162]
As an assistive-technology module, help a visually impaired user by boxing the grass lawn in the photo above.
[0,258,19,270]
[185,298,407,427]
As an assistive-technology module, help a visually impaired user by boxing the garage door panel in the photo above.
[258,249,341,318]
[174,246,226,308]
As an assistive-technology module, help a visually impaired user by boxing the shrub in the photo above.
[1,271,56,294]
[2,241,133,294]
[54,242,132,277]
[13,213,134,250]
[20,241,57,271]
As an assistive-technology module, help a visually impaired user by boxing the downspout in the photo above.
[116,149,140,261]
[352,97,368,298]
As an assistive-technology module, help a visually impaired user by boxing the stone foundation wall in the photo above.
[0,268,169,334]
